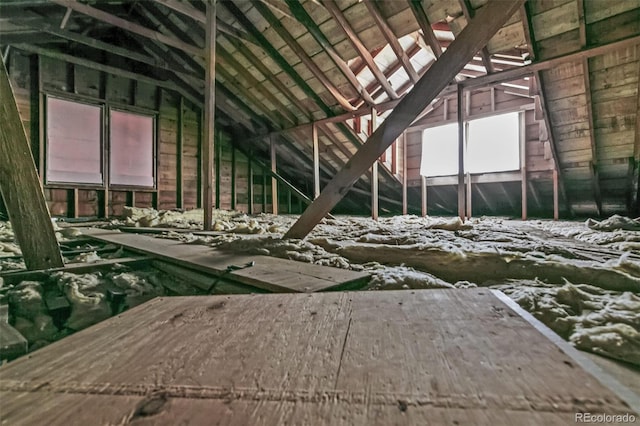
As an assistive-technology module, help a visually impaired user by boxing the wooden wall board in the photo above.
[0,289,636,425]
[80,228,370,293]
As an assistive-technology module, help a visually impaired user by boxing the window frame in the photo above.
[43,93,158,190]
[420,111,523,178]
[107,107,158,190]
[44,95,105,187]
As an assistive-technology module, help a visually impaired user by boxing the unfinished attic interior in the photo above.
[1,0,640,423]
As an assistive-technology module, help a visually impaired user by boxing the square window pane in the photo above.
[109,110,154,187]
[420,123,459,177]
[46,97,102,184]
[467,113,519,173]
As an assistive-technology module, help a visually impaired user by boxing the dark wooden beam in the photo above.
[14,43,201,106]
[285,0,376,106]
[407,0,443,58]
[0,59,63,270]
[285,0,525,238]
[202,0,216,230]
[364,0,419,84]
[252,0,356,111]
[9,17,203,79]
[322,0,398,100]
[49,0,204,56]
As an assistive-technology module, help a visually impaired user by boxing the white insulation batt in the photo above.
[106,208,640,366]
[1,211,639,366]
[2,268,176,350]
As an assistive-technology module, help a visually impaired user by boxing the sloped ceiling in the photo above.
[0,0,638,216]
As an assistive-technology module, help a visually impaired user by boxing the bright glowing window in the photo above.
[467,113,519,173]
[420,123,458,177]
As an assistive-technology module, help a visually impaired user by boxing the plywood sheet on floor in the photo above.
[0,289,637,425]
[80,228,369,292]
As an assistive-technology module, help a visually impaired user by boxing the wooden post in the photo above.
[520,112,527,220]
[215,129,221,209]
[421,176,427,217]
[231,144,237,210]
[402,132,408,215]
[553,168,559,220]
[284,0,525,239]
[457,84,465,221]
[270,135,278,215]
[262,167,267,213]
[370,107,378,220]
[202,0,216,230]
[0,59,63,270]
[247,159,254,214]
[312,123,320,199]
[177,95,184,209]
[466,172,472,219]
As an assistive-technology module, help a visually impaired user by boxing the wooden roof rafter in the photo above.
[285,0,526,239]
[220,33,313,121]
[223,1,332,117]
[407,0,444,58]
[216,44,299,126]
[251,0,358,112]
[9,15,203,80]
[576,0,602,217]
[321,0,399,100]
[518,1,572,217]
[49,0,204,57]
[284,0,376,107]
[363,0,420,84]
[459,0,494,74]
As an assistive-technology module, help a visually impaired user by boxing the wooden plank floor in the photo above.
[0,289,637,425]
[80,228,369,293]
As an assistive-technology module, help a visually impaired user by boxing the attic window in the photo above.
[467,112,519,173]
[46,97,103,185]
[109,110,155,187]
[420,112,520,177]
[420,123,458,177]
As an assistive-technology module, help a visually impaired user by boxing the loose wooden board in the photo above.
[0,289,636,425]
[80,228,369,293]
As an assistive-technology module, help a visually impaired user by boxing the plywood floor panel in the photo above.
[80,228,369,292]
[0,290,637,425]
